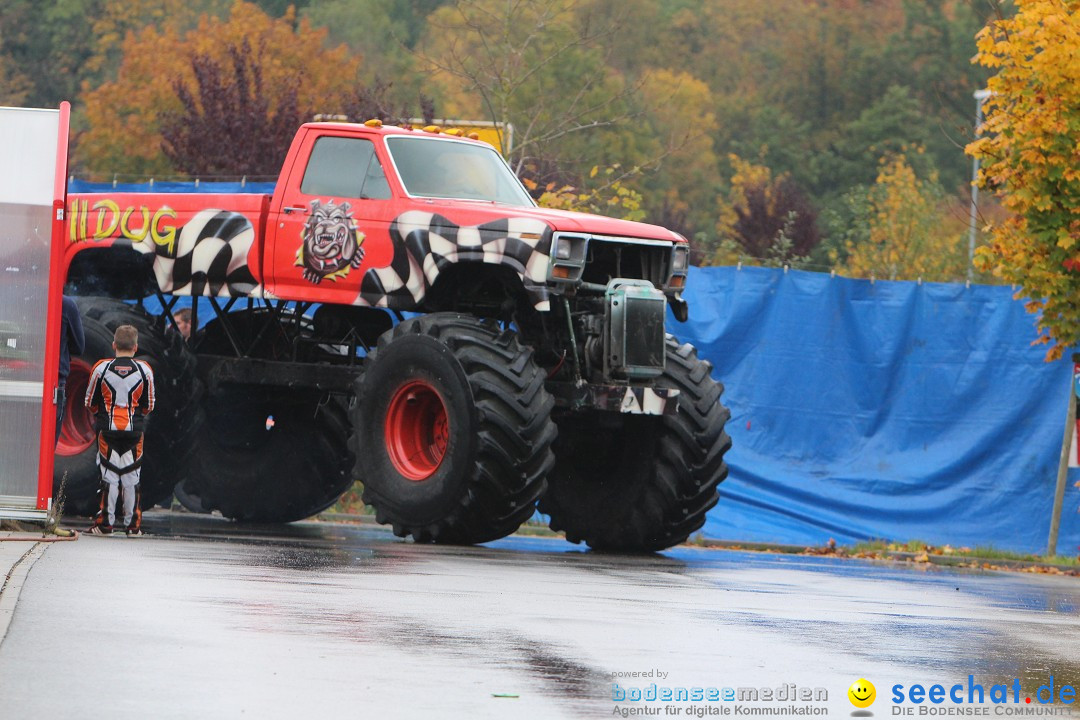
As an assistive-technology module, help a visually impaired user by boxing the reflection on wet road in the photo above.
[1,513,1078,719]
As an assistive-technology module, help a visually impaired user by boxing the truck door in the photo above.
[0,105,69,520]
[267,131,398,303]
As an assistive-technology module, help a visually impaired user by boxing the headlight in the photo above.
[666,244,689,290]
[671,245,689,273]
[548,233,588,283]
[555,237,574,260]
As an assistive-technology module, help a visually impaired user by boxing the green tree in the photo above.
[814,85,941,205]
[879,0,1001,191]
[5,0,99,107]
[417,0,638,173]
[252,0,312,15]
[302,0,448,104]
[0,0,232,109]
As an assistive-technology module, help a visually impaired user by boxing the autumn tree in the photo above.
[969,0,1080,360]
[712,155,820,266]
[0,46,31,106]
[0,0,232,110]
[650,1,999,221]
[161,39,305,177]
[75,1,361,178]
[838,154,966,281]
[85,0,232,95]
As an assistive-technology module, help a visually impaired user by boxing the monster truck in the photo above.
[57,120,731,551]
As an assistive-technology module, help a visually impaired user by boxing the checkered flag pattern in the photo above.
[152,209,262,298]
[359,211,553,310]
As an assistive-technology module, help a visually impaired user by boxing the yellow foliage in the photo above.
[839,154,967,282]
[969,0,1080,360]
[712,153,782,262]
[537,166,646,222]
[726,154,774,221]
[75,1,361,177]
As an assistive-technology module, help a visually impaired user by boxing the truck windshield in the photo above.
[386,136,534,206]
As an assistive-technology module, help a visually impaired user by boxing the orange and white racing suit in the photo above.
[84,356,155,532]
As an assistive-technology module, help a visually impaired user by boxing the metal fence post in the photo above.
[1047,353,1079,556]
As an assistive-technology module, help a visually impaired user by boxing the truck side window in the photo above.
[299,137,391,200]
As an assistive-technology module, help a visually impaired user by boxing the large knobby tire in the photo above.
[185,388,354,522]
[538,337,732,552]
[171,475,210,514]
[353,313,556,544]
[54,297,202,515]
[181,309,355,522]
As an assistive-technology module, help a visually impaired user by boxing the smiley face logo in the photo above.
[848,678,876,708]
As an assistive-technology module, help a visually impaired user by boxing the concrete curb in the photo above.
[882,550,1080,573]
[282,513,1080,574]
[695,539,1080,574]
[0,531,79,542]
[0,542,47,648]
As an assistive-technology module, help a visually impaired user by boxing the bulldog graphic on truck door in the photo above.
[295,199,365,284]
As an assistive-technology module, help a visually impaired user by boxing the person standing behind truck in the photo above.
[171,307,191,340]
[56,295,85,445]
[84,325,155,536]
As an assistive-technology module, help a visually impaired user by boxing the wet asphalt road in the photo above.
[1,513,1079,719]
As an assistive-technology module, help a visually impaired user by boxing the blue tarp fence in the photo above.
[68,179,276,194]
[675,265,1080,554]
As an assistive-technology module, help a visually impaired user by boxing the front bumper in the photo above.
[546,380,679,416]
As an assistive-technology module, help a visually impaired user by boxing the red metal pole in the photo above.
[34,101,71,511]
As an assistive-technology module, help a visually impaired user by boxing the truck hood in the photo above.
[422,199,685,243]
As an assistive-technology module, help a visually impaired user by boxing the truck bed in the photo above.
[66,192,272,297]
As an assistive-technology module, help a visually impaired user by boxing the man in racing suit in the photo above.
[84,325,155,536]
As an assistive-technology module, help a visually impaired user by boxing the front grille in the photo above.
[623,295,666,369]
[581,238,671,288]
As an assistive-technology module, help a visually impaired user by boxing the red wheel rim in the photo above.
[56,359,96,455]
[385,380,449,481]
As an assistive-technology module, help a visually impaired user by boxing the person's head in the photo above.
[113,325,138,356]
[173,308,191,339]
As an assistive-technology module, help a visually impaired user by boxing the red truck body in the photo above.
[64,123,683,313]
